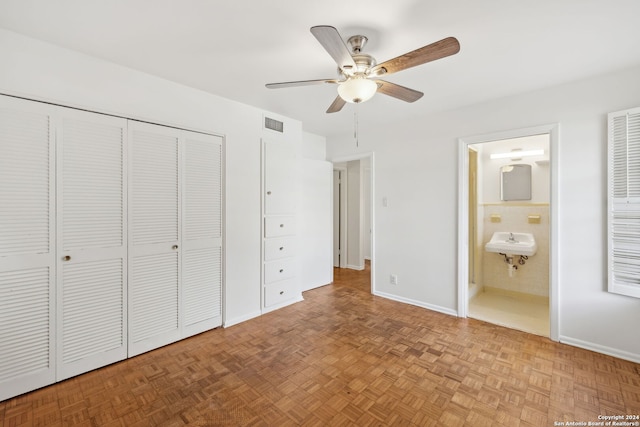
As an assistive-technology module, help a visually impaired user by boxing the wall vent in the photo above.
[264,117,284,133]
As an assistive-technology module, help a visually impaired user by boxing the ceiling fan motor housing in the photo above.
[339,53,376,78]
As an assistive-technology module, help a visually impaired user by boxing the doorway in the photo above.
[458,125,559,341]
[331,153,374,293]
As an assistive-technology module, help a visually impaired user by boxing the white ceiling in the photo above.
[1,0,640,137]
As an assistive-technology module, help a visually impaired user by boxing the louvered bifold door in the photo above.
[609,108,640,298]
[182,131,223,338]
[56,108,128,380]
[0,96,56,401]
[128,121,181,356]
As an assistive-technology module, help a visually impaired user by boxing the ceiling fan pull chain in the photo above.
[354,106,359,147]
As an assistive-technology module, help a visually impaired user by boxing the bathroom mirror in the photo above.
[501,164,531,201]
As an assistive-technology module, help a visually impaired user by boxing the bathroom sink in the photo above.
[485,232,537,256]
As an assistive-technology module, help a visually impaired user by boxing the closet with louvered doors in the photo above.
[0,94,223,401]
[56,108,129,381]
[128,121,222,357]
[0,96,56,401]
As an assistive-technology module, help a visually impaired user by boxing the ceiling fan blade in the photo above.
[375,80,424,103]
[265,78,341,89]
[326,96,346,113]
[310,26,357,72]
[371,37,460,76]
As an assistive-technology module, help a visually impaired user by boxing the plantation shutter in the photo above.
[608,107,640,298]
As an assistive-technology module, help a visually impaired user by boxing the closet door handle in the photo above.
[279,247,284,251]
[280,224,284,228]
[279,269,284,273]
[279,291,284,295]
[267,191,272,195]
[172,245,179,250]
[63,255,71,262]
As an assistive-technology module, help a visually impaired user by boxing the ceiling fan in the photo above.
[266,26,460,113]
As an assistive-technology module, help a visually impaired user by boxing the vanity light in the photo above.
[490,149,544,160]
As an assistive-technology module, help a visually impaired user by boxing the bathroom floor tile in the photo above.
[469,290,549,337]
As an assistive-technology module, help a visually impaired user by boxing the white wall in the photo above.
[0,28,298,327]
[327,64,640,362]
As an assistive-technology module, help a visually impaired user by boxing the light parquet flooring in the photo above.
[2,263,640,426]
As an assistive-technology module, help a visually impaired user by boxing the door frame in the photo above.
[457,124,559,341]
[333,167,348,268]
[330,152,375,293]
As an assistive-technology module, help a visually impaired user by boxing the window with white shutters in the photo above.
[608,107,640,298]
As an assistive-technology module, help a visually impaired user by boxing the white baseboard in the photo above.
[261,294,304,314]
[223,310,262,328]
[346,264,365,271]
[373,291,458,317]
[559,336,640,364]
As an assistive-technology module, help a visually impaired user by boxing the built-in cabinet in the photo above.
[0,95,223,401]
[262,123,301,311]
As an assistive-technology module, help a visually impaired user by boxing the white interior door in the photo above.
[0,96,56,400]
[56,108,128,380]
[181,131,223,337]
[128,121,181,356]
[264,139,295,215]
[333,170,341,267]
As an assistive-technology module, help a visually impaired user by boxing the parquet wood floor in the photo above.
[2,262,640,426]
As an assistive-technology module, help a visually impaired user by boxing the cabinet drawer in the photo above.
[264,237,296,261]
[264,215,296,237]
[264,258,296,283]
[264,278,298,307]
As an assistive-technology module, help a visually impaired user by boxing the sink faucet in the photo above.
[508,233,517,242]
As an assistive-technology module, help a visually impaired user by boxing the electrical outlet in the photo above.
[390,274,398,285]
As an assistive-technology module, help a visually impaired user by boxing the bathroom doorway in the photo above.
[458,125,559,341]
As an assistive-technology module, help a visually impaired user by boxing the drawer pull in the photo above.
[279,291,284,295]
[280,224,284,228]
[172,245,179,250]
[63,255,71,261]
[279,247,284,251]
[267,191,272,195]
[279,269,284,273]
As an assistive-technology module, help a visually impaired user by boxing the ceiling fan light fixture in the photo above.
[337,77,377,104]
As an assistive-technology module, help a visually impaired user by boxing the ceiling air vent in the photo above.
[264,117,284,133]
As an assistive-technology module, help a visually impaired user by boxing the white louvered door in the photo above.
[0,96,56,401]
[128,121,181,356]
[182,131,223,337]
[608,107,640,298]
[56,109,128,380]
